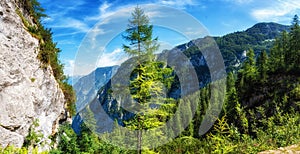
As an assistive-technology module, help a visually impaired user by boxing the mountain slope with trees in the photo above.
[2,0,300,153]
[73,22,290,112]
[62,9,300,154]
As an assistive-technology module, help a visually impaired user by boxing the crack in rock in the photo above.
[0,124,21,132]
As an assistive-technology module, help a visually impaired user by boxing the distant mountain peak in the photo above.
[246,22,290,37]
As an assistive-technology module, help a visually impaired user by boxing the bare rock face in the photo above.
[0,0,66,150]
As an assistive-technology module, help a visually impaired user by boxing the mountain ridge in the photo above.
[74,65,119,112]
[73,22,290,108]
[72,21,291,133]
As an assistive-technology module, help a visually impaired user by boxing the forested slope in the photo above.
[53,15,300,154]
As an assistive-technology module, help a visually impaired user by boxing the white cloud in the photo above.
[86,0,196,22]
[73,4,208,75]
[224,0,253,4]
[97,48,129,67]
[88,26,108,49]
[251,0,300,22]
[41,0,91,37]
[63,59,75,76]
[42,0,86,21]
[155,0,207,10]
[100,1,112,15]
[54,31,85,37]
[50,18,90,33]
[56,40,76,45]
[157,41,173,52]
[85,1,117,21]
[184,27,207,38]
[42,16,53,22]
[221,22,233,27]
[145,11,165,18]
[85,0,199,23]
[157,0,198,8]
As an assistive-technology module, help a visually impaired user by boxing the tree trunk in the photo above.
[137,116,142,154]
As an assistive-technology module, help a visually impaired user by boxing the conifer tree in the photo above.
[257,50,268,82]
[280,31,290,69]
[123,6,158,57]
[180,99,194,137]
[270,31,289,71]
[237,49,257,97]
[224,72,240,124]
[241,49,257,82]
[290,15,300,69]
[122,6,174,153]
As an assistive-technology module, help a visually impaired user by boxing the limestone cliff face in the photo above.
[0,0,66,149]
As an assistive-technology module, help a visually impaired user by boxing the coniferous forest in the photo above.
[1,0,300,154]
[52,14,300,154]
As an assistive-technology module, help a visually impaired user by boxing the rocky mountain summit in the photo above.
[0,0,67,150]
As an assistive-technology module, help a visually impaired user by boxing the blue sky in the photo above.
[39,0,300,76]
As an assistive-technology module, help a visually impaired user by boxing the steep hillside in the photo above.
[0,0,73,150]
[57,7,300,153]
[74,66,119,112]
[72,22,290,135]
[192,22,289,72]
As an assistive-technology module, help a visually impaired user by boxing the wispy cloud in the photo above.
[156,0,206,10]
[85,1,168,22]
[157,0,198,8]
[50,18,90,33]
[251,0,300,22]
[87,25,110,50]
[53,31,85,38]
[41,0,93,38]
[42,0,86,22]
[184,27,206,38]
[85,1,116,21]
[44,1,211,75]
[224,0,253,4]
[63,59,75,76]
[221,22,233,27]
[100,1,112,15]
[97,48,129,67]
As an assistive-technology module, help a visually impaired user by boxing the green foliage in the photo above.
[30,78,36,82]
[155,15,300,154]
[268,15,300,73]
[51,123,141,154]
[206,116,237,154]
[122,6,176,152]
[269,31,289,71]
[14,12,300,154]
[223,73,239,119]
[0,146,44,154]
[23,119,44,148]
[122,7,158,57]
[16,0,76,115]
[55,124,80,153]
[60,81,76,116]
[257,50,268,82]
[22,0,47,22]
[213,22,288,72]
[241,49,257,81]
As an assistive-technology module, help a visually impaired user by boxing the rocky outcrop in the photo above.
[0,0,66,150]
[259,143,300,154]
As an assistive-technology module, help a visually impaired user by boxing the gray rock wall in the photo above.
[0,0,66,150]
